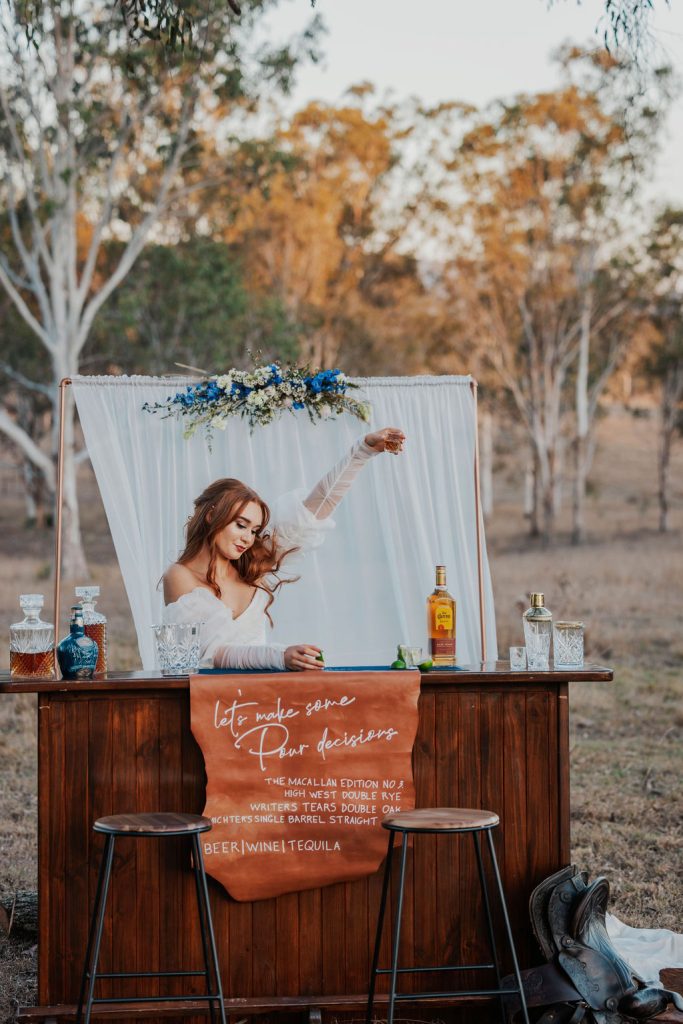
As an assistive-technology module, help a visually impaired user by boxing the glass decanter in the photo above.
[10,594,55,678]
[57,605,98,680]
[75,585,107,674]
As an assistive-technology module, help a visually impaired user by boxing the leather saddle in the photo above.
[502,865,679,1024]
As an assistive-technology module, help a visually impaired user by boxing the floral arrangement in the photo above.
[143,362,371,439]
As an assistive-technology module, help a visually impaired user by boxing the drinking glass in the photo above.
[399,645,423,668]
[152,622,202,675]
[525,631,551,671]
[509,646,527,671]
[553,622,584,670]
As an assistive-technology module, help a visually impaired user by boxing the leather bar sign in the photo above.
[189,670,420,901]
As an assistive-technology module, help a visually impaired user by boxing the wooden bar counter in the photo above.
[0,664,612,1023]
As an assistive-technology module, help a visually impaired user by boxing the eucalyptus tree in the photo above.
[0,0,320,577]
[445,48,670,542]
[642,208,683,532]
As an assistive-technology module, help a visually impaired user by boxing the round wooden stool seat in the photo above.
[382,807,499,833]
[93,812,212,836]
[80,812,224,1024]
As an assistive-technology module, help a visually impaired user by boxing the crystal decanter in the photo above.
[75,585,107,674]
[9,594,55,678]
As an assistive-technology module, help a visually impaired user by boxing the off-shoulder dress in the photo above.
[163,437,378,670]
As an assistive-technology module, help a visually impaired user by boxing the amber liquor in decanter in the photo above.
[75,585,107,674]
[427,565,456,666]
[10,594,55,678]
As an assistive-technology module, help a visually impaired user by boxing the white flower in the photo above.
[320,404,332,419]
[211,416,228,430]
[246,391,258,406]
[216,374,232,389]
[283,397,293,407]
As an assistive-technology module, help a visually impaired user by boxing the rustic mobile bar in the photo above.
[0,663,612,1023]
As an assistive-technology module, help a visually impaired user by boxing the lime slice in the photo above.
[391,659,407,670]
[418,659,433,672]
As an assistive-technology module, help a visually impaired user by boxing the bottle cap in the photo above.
[530,593,545,607]
[435,565,447,584]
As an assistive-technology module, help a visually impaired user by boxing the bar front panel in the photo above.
[37,681,565,1015]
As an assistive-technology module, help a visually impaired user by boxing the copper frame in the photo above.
[53,375,489,670]
[470,378,488,663]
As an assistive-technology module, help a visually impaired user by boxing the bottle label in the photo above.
[435,606,453,630]
[430,638,456,659]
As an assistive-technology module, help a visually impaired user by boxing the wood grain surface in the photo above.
[33,675,577,1023]
[382,807,499,831]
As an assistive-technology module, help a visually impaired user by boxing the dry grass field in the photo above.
[0,404,681,1021]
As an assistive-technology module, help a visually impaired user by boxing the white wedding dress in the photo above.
[164,437,379,670]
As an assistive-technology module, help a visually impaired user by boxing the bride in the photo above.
[163,427,405,671]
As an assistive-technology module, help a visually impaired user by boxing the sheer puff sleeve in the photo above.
[270,438,378,555]
[164,587,286,670]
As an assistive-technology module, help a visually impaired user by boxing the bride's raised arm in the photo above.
[269,428,405,555]
[302,427,406,520]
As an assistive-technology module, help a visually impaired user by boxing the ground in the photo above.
[0,404,681,1021]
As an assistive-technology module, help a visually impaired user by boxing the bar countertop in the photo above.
[0,662,613,693]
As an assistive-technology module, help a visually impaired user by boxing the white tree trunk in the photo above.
[59,387,88,581]
[0,6,197,583]
[658,364,683,533]
[572,290,591,545]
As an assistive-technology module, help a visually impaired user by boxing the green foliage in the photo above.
[85,238,300,374]
[643,207,683,386]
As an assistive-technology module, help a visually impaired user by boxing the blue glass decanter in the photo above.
[57,604,99,679]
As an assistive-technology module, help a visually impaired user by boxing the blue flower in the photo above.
[293,400,305,409]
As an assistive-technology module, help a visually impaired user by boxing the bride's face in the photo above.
[215,500,264,561]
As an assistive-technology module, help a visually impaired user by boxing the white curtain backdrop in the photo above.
[72,374,498,669]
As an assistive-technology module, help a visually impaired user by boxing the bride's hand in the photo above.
[364,427,406,454]
[284,644,324,671]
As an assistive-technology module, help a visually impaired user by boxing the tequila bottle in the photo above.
[9,594,55,678]
[427,565,456,666]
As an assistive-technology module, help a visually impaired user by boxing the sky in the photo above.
[261,0,683,206]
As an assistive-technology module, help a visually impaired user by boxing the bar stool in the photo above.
[76,812,226,1024]
[366,808,530,1024]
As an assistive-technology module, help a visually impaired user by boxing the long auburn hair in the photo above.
[178,478,297,624]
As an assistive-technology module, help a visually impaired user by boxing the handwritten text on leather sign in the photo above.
[190,670,420,901]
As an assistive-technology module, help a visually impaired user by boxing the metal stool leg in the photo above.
[473,830,505,1024]
[76,832,115,1023]
[365,831,395,1024]
[79,834,116,1024]
[191,834,218,1024]
[387,832,409,1024]
[192,833,227,1024]
[485,829,530,1024]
